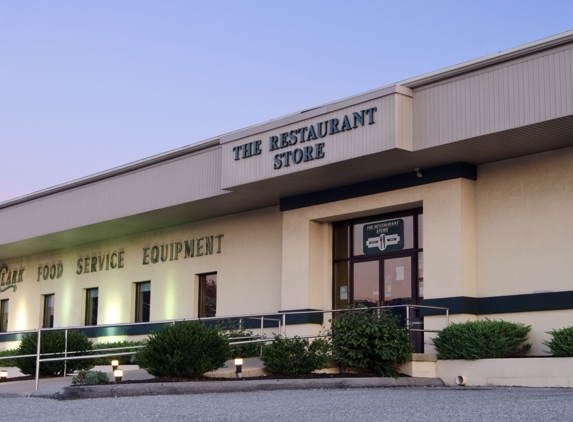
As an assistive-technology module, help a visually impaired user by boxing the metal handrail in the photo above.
[0,304,448,391]
[0,304,447,337]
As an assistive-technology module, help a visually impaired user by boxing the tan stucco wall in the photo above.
[0,206,282,332]
[476,147,573,297]
[281,178,476,310]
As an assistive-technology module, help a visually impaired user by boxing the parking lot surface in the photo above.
[1,387,573,421]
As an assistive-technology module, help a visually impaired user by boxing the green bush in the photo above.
[219,320,262,359]
[543,326,573,357]
[92,341,144,365]
[329,308,412,377]
[0,348,19,367]
[16,330,94,376]
[433,319,531,360]
[72,369,109,385]
[136,321,231,378]
[261,335,330,375]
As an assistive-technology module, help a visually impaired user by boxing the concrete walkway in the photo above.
[0,365,153,397]
[0,358,445,400]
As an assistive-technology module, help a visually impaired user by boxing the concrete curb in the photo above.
[31,377,446,400]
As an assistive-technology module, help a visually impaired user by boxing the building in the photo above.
[2,31,573,355]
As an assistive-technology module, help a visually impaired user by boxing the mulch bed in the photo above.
[2,370,409,385]
[115,372,384,385]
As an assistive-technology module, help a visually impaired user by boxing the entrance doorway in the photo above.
[333,209,424,351]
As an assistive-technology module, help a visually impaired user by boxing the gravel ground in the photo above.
[1,387,573,421]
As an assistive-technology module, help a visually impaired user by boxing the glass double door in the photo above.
[351,253,423,352]
[352,255,413,308]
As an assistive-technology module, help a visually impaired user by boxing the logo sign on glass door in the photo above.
[363,219,404,254]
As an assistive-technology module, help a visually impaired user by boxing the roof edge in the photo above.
[0,138,221,210]
[401,29,573,89]
[4,30,572,210]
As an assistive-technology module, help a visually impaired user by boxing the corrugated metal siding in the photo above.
[221,95,399,189]
[413,46,573,150]
[0,147,225,245]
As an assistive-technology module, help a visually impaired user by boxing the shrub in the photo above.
[329,308,412,377]
[261,335,330,375]
[433,319,531,360]
[16,330,94,376]
[543,326,573,357]
[72,369,109,385]
[93,341,144,365]
[219,320,262,359]
[0,348,19,367]
[136,321,231,378]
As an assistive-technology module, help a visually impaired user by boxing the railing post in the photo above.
[260,316,264,343]
[406,305,410,328]
[63,329,68,377]
[282,313,286,338]
[446,309,449,327]
[35,329,41,391]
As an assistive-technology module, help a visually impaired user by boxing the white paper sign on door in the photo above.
[396,266,405,281]
[340,286,348,300]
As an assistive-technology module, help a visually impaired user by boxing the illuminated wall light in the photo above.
[235,358,243,379]
[61,282,74,326]
[17,305,28,331]
[163,274,177,320]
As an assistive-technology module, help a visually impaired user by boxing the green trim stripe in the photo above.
[420,291,573,316]
[0,310,323,343]
[280,162,477,211]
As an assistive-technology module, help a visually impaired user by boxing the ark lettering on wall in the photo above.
[76,251,125,275]
[0,264,24,292]
[142,234,224,265]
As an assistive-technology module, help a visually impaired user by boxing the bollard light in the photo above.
[114,369,123,382]
[234,358,243,379]
[0,370,7,382]
[111,359,119,371]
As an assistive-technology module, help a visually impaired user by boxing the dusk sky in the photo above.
[1,1,572,203]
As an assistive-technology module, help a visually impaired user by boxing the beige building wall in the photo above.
[423,147,573,355]
[280,178,476,333]
[476,146,573,297]
[0,206,283,332]
[2,145,572,354]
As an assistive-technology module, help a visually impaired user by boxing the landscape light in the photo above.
[114,369,123,382]
[111,359,119,371]
[234,358,243,379]
[0,370,7,382]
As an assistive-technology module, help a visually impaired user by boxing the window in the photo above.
[135,282,151,322]
[199,273,217,318]
[0,299,8,332]
[43,294,55,328]
[85,288,98,326]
